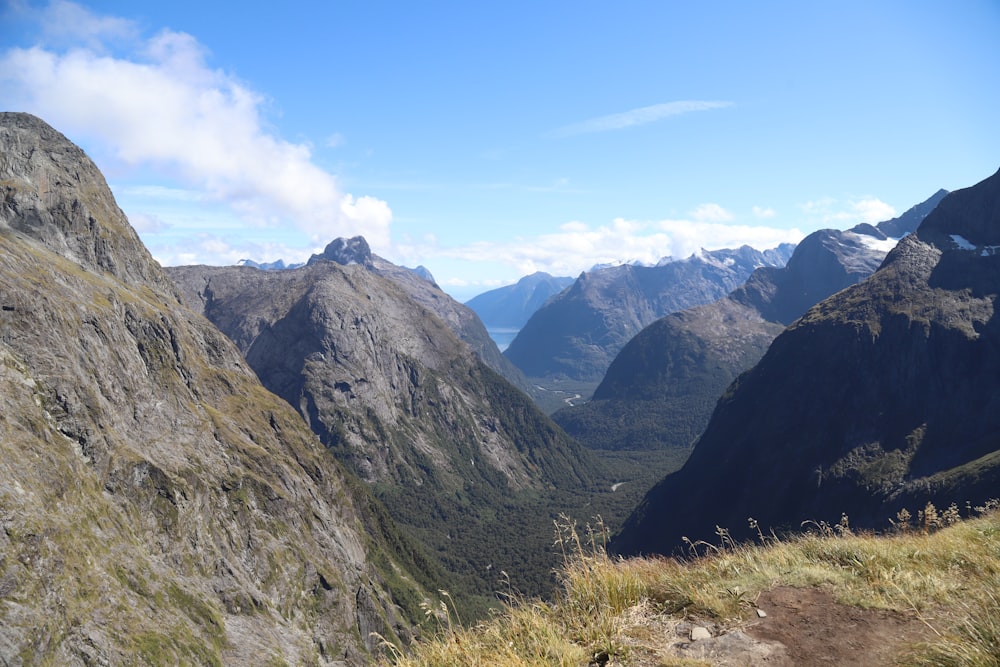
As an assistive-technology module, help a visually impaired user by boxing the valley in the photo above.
[2,109,998,666]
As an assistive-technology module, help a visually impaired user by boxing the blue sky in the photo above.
[2,1,999,301]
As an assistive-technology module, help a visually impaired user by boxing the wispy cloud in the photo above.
[690,203,735,223]
[551,100,733,138]
[752,205,776,219]
[0,1,392,251]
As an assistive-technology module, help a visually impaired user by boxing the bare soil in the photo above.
[623,585,939,666]
[742,586,936,666]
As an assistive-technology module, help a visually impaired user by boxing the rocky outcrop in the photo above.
[613,169,1000,556]
[0,112,427,665]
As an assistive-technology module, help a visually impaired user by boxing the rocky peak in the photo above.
[0,112,172,292]
[915,168,1000,249]
[308,235,375,267]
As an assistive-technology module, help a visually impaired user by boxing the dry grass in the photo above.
[380,505,1000,666]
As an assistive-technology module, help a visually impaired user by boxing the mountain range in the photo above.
[0,112,433,664]
[553,190,948,455]
[503,244,796,386]
[613,169,1000,556]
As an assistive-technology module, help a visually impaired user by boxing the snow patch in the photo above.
[851,232,898,253]
[950,234,977,251]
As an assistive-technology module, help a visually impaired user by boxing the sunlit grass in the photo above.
[381,504,1000,666]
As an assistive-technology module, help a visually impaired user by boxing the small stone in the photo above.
[691,626,712,641]
[756,608,768,618]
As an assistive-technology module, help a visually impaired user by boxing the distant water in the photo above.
[487,327,520,352]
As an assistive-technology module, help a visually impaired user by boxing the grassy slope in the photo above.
[381,504,1000,666]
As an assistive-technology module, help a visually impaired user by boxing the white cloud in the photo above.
[799,196,897,227]
[852,198,896,224]
[146,234,321,268]
[752,205,776,219]
[551,100,733,137]
[39,0,138,50]
[128,212,172,233]
[691,203,735,223]
[0,2,392,251]
[391,215,804,282]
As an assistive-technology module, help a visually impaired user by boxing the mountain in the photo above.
[504,245,796,383]
[465,272,574,329]
[612,169,1000,556]
[305,236,537,399]
[167,256,604,609]
[553,298,788,452]
[730,229,895,326]
[0,113,432,664]
[553,190,948,455]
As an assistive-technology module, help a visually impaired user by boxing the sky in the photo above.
[2,1,999,301]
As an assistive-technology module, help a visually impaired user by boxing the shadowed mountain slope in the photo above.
[613,169,1000,556]
[0,112,432,664]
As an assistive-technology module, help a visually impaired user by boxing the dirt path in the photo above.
[625,585,939,666]
[744,586,936,666]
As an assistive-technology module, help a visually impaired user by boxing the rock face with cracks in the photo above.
[0,112,428,665]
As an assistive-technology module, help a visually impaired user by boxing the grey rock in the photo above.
[0,112,421,665]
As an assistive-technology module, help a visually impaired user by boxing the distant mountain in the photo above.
[0,112,430,664]
[553,298,787,452]
[465,272,574,329]
[504,244,795,382]
[612,169,1000,556]
[168,256,604,607]
[237,257,305,270]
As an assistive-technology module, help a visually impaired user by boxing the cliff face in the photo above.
[0,112,425,665]
[613,169,1000,556]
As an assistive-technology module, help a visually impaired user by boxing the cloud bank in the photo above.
[396,205,805,286]
[0,1,391,249]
